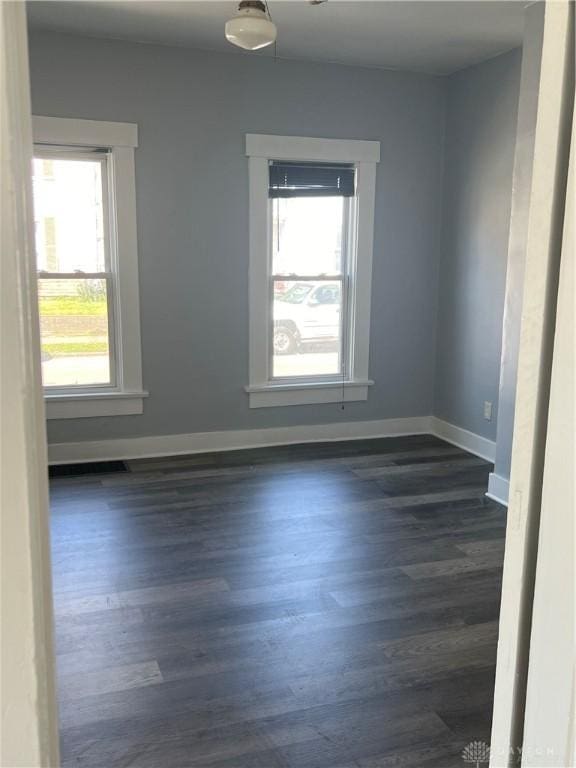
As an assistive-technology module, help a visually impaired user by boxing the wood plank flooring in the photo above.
[49,434,506,768]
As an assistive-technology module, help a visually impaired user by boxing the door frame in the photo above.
[0,3,60,766]
[489,2,574,765]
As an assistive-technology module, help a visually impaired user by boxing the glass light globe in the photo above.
[225,1,277,51]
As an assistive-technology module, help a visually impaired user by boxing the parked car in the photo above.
[273,281,341,354]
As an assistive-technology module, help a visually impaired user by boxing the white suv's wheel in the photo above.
[273,326,297,355]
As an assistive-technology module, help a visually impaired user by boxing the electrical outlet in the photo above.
[484,401,493,421]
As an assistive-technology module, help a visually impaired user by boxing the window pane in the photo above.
[272,197,345,276]
[38,279,111,387]
[32,156,106,273]
[272,280,342,378]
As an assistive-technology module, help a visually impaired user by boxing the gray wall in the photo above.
[434,49,522,441]
[28,32,446,445]
[29,33,525,450]
[493,3,544,482]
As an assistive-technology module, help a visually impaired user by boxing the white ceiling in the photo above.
[26,1,526,76]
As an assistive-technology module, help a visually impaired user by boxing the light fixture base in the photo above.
[239,0,267,11]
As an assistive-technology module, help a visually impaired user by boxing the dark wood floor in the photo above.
[49,434,506,768]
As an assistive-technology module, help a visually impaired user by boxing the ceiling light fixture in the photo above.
[225,0,277,51]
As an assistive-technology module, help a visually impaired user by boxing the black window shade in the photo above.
[269,161,355,198]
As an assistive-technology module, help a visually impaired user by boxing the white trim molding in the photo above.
[46,415,504,466]
[1,4,60,763]
[32,115,145,419]
[429,417,496,462]
[245,133,380,409]
[47,416,431,464]
[32,115,137,148]
[245,380,373,408]
[245,134,380,164]
[45,390,148,420]
[487,472,510,506]
[490,5,575,763]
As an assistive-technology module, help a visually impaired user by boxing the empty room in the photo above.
[2,2,574,768]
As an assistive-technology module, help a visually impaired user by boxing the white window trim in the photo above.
[245,133,379,409]
[32,116,147,419]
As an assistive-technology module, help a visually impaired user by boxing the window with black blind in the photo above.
[269,161,356,379]
[246,134,379,409]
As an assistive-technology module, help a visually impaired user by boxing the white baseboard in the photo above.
[47,416,433,465]
[486,472,510,506]
[48,414,499,467]
[429,417,496,462]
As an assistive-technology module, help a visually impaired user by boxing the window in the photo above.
[33,151,111,388]
[271,175,350,379]
[245,134,380,408]
[32,116,146,419]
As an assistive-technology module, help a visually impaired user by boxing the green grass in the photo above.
[43,341,108,355]
[39,297,107,316]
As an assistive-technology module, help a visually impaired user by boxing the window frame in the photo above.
[32,116,146,419]
[245,133,380,409]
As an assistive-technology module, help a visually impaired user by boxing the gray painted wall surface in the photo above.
[434,49,521,441]
[493,4,544,480]
[28,32,446,445]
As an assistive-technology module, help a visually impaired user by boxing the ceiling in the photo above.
[26,1,526,76]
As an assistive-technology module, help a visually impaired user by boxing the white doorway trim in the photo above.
[521,102,575,768]
[489,2,574,765]
[0,3,60,766]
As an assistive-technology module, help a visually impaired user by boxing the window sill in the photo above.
[44,390,148,420]
[245,380,373,409]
